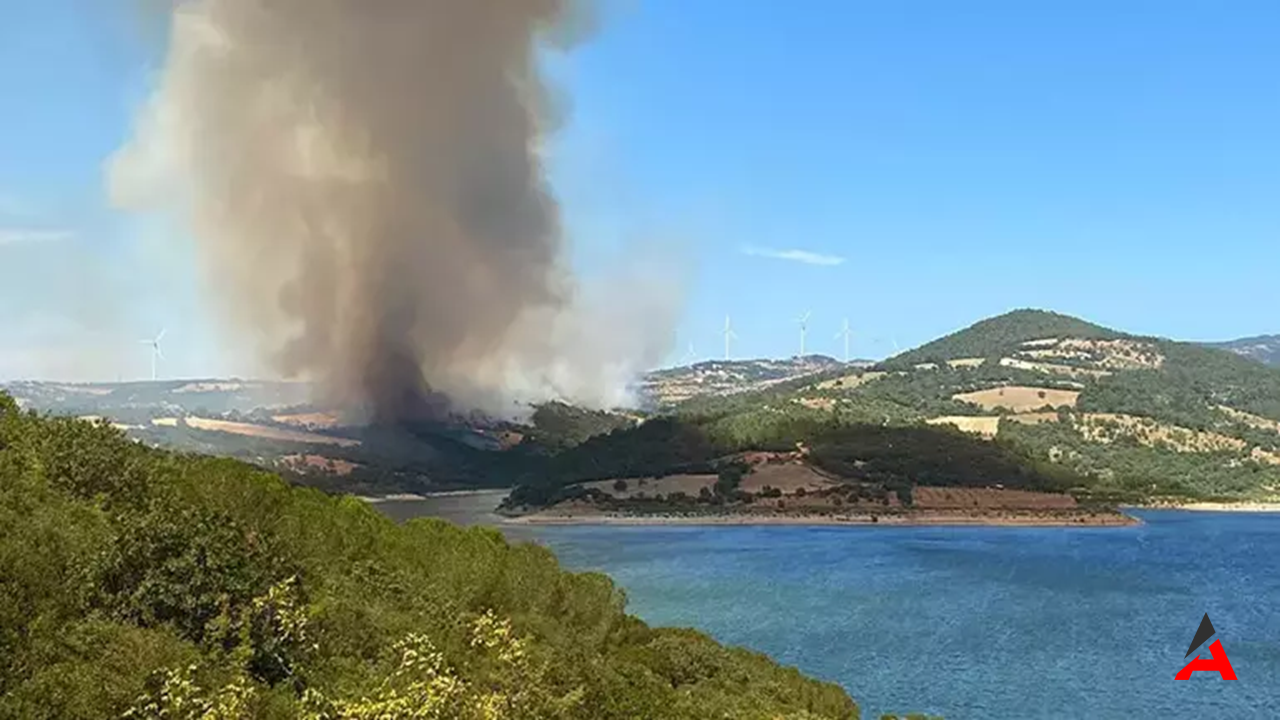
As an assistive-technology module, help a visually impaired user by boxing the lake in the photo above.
[379,494,1280,719]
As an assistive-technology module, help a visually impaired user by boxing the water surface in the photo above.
[383,497,1280,719]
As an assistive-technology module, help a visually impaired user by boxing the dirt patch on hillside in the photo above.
[172,382,250,393]
[1218,406,1280,433]
[926,416,1001,438]
[1015,338,1162,370]
[151,417,180,427]
[1059,338,1164,369]
[1076,413,1245,453]
[795,397,836,411]
[739,463,840,494]
[1250,448,1280,465]
[953,386,1079,412]
[272,411,344,429]
[912,487,1078,510]
[947,358,986,368]
[185,417,361,447]
[583,474,717,500]
[57,385,114,396]
[1004,412,1061,425]
[281,454,359,475]
[999,357,1112,379]
[1020,338,1060,348]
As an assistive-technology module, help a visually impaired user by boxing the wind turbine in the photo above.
[835,318,853,363]
[680,341,698,365]
[140,328,166,381]
[795,311,811,357]
[722,315,738,360]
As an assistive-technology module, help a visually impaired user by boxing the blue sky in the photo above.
[3,1,1280,379]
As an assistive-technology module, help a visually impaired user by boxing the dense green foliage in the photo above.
[0,393,862,719]
[1086,341,1280,422]
[807,425,1075,494]
[883,309,1121,367]
[525,402,637,450]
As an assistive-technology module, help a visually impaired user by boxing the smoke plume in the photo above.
[110,0,679,422]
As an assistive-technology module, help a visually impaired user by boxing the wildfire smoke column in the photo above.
[111,0,671,422]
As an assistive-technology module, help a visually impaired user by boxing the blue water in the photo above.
[389,501,1280,718]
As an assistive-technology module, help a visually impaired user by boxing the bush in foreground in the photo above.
[0,393,860,719]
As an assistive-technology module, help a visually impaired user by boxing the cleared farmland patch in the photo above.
[739,462,840,494]
[926,415,1001,438]
[185,417,361,447]
[953,386,1079,413]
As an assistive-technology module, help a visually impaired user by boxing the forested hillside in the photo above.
[0,392,871,719]
[509,310,1280,508]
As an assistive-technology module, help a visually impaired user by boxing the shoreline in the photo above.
[357,488,510,504]
[1137,501,1280,513]
[503,510,1139,528]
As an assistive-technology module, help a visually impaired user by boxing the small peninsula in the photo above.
[499,423,1138,527]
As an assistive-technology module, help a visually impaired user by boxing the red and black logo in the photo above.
[1175,613,1236,681]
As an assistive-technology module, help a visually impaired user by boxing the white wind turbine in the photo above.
[795,311,811,357]
[722,315,738,360]
[140,328,166,381]
[680,341,698,365]
[835,318,853,363]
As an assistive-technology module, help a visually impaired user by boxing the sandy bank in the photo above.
[504,510,1138,528]
[1148,501,1280,513]
[357,489,509,504]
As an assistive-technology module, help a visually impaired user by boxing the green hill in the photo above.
[882,309,1122,368]
[0,392,873,719]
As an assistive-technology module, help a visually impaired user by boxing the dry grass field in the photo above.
[953,385,1080,412]
[184,416,361,447]
[925,415,1001,438]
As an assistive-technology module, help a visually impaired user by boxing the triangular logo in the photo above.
[1176,612,1236,680]
[1185,613,1216,658]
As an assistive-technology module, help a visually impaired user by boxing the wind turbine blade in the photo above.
[155,328,167,343]
[156,348,165,361]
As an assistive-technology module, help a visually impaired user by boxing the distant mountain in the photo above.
[638,354,869,407]
[1204,334,1280,367]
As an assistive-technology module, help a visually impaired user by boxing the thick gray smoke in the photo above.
[110,0,679,422]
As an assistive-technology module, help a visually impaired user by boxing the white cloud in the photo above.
[0,228,73,246]
[740,245,846,267]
